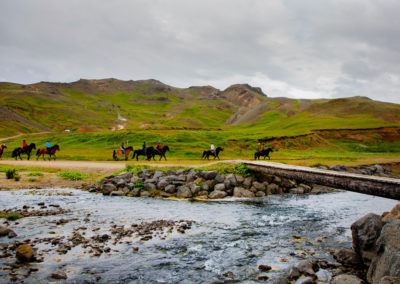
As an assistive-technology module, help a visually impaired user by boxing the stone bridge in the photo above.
[242,161,400,200]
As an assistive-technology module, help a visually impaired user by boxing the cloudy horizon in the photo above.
[1,0,399,103]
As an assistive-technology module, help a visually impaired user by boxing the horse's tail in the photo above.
[254,152,257,160]
[36,149,40,156]
[132,151,136,159]
[202,151,206,158]
[113,150,116,160]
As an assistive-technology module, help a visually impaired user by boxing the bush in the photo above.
[3,213,21,221]
[57,171,88,181]
[26,172,44,177]
[6,169,17,179]
[14,174,21,181]
[233,163,254,177]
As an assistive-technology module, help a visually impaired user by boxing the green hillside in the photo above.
[1,78,400,162]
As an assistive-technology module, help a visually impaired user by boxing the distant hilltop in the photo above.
[0,78,400,137]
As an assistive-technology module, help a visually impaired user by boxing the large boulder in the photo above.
[367,218,400,284]
[252,181,265,191]
[16,244,34,262]
[351,213,383,265]
[201,170,218,180]
[102,183,117,195]
[289,187,304,194]
[176,186,192,198]
[164,184,176,193]
[157,179,169,190]
[233,187,255,198]
[209,190,228,199]
[0,225,16,238]
[214,183,226,191]
[243,177,253,189]
[144,183,156,191]
[153,170,164,180]
[116,171,133,181]
[215,174,225,183]
[267,183,280,194]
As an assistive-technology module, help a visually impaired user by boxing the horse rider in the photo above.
[22,139,28,152]
[142,141,147,155]
[120,142,126,155]
[210,143,216,155]
[157,141,162,153]
[256,142,261,152]
[46,140,52,154]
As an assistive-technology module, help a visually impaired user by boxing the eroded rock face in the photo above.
[351,213,383,265]
[367,218,400,284]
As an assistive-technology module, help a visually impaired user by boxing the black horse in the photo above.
[153,146,170,161]
[254,147,273,160]
[132,147,155,161]
[202,147,223,160]
[12,143,36,160]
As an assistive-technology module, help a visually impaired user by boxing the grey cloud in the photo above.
[0,0,399,103]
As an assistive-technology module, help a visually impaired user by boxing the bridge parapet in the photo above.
[242,161,400,200]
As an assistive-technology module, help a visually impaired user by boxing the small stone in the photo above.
[50,271,68,280]
[258,264,272,271]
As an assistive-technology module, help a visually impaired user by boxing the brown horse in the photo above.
[0,144,6,159]
[36,145,60,160]
[113,146,133,161]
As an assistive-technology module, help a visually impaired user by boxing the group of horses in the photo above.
[113,145,170,161]
[0,143,60,161]
[112,145,273,161]
[0,142,274,162]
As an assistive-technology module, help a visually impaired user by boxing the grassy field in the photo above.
[1,129,400,167]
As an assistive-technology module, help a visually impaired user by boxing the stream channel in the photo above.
[0,189,398,283]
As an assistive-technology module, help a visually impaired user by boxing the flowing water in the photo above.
[0,189,398,283]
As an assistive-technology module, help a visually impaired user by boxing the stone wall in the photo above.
[87,168,334,199]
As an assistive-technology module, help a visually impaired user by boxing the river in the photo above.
[0,189,398,283]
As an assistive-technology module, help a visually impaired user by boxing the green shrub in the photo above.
[3,213,21,221]
[132,181,144,191]
[233,163,254,177]
[14,174,21,181]
[6,169,17,179]
[27,178,37,182]
[26,172,44,177]
[57,171,88,181]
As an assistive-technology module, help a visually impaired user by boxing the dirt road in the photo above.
[0,159,239,173]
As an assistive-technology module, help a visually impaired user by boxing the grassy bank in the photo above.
[1,129,400,165]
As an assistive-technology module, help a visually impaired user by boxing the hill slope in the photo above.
[1,78,400,139]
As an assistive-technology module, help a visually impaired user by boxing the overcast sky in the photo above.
[1,0,399,103]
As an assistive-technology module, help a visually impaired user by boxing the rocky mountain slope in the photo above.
[1,78,400,137]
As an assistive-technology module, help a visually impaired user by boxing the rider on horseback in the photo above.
[46,140,51,154]
[157,141,162,153]
[210,143,216,155]
[143,141,147,156]
[22,140,28,153]
[120,142,125,155]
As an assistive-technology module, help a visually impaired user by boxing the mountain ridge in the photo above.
[1,78,400,138]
